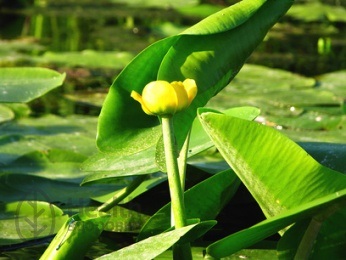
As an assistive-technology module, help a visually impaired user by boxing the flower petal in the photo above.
[183,79,198,105]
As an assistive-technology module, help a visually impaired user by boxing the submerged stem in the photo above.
[294,218,321,260]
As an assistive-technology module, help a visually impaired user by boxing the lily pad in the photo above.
[0,105,15,123]
[0,67,65,103]
[40,50,134,69]
[0,174,121,206]
[0,201,68,246]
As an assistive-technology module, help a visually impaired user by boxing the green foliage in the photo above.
[138,169,240,241]
[40,50,134,69]
[197,111,346,258]
[0,67,65,103]
[0,201,68,246]
[95,222,215,260]
[96,0,293,157]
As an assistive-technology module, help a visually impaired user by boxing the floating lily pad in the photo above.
[0,115,98,166]
[0,67,65,103]
[40,50,134,69]
[0,201,68,246]
[0,173,121,206]
[287,2,346,23]
[317,70,346,99]
[0,105,15,123]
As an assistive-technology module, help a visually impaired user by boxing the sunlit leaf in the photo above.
[97,0,293,156]
[198,111,346,258]
[0,67,65,103]
[82,107,259,181]
[188,107,260,158]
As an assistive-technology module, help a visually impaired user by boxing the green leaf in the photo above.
[206,189,346,258]
[0,149,88,180]
[198,111,346,257]
[40,211,110,260]
[0,201,68,246]
[0,174,119,206]
[0,67,65,103]
[287,2,346,23]
[0,104,15,123]
[198,112,346,217]
[95,221,215,260]
[317,70,346,99]
[40,50,134,69]
[188,107,260,158]
[90,174,167,204]
[137,169,239,240]
[82,107,259,182]
[81,148,159,183]
[96,0,293,156]
[0,115,98,167]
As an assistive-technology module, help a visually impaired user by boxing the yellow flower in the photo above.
[131,79,197,117]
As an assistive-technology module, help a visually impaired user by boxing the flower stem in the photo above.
[161,116,186,228]
[161,116,191,260]
[97,175,147,213]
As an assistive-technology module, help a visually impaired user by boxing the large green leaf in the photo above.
[82,106,259,182]
[96,0,293,156]
[0,201,68,246]
[0,67,65,103]
[96,221,215,260]
[198,111,346,257]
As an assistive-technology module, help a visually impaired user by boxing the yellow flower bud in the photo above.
[131,79,197,117]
